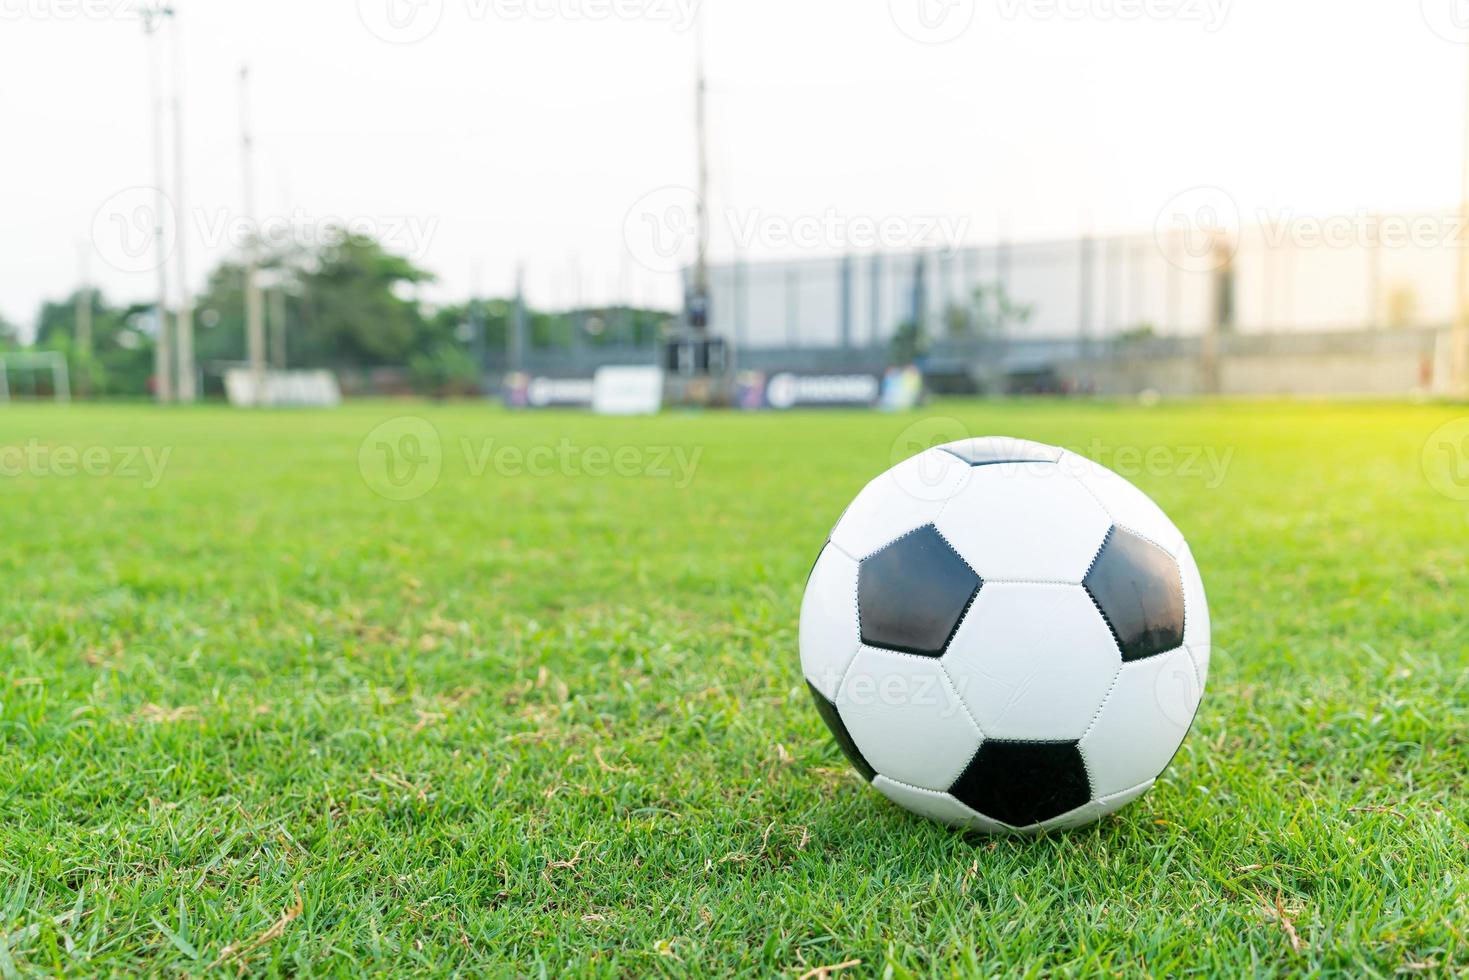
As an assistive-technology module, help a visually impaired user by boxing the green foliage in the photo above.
[0,400,1463,974]
[945,282,1035,341]
[1118,323,1159,344]
[889,318,927,365]
[408,342,482,397]
[28,234,673,398]
[297,233,435,366]
[32,291,154,397]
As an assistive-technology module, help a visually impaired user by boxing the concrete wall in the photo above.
[1056,327,1442,397]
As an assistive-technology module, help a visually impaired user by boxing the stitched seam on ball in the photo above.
[1065,454,1184,557]
[832,648,862,705]
[927,523,984,654]
[1079,663,1125,744]
[1075,745,1098,805]
[1153,669,1207,784]
[937,660,985,741]
[879,774,1020,831]
[1178,559,1195,683]
[825,535,861,563]
[1081,524,1114,582]
[1081,543,1122,658]
[877,775,948,798]
[808,546,863,703]
[1099,778,1157,806]
[855,644,960,668]
[1183,641,1205,700]
[1112,522,1181,559]
[880,768,977,800]
[1066,462,1118,527]
[984,578,1084,587]
[835,559,863,699]
[860,522,929,563]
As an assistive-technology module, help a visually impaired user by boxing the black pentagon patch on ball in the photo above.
[939,437,1062,467]
[1083,526,1186,662]
[806,682,876,782]
[949,740,1091,827]
[858,524,980,657]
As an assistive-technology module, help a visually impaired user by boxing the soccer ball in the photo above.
[800,436,1209,832]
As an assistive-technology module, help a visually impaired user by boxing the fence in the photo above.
[461,214,1460,397]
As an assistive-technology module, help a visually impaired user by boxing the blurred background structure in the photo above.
[693,220,1459,396]
[4,2,1469,404]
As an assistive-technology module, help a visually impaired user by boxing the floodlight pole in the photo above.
[142,4,173,403]
[75,241,92,398]
[171,5,195,402]
[510,264,527,373]
[239,63,267,404]
[269,284,288,369]
[688,6,711,338]
[1454,44,1469,396]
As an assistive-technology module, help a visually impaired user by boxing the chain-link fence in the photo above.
[691,216,1459,395]
[708,219,1460,349]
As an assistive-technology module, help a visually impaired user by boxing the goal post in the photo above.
[0,352,71,404]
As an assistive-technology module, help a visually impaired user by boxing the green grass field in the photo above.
[1,400,1465,976]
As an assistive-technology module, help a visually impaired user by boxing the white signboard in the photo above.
[765,372,880,410]
[225,369,342,408]
[593,366,664,416]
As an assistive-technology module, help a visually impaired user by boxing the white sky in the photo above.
[2,0,1467,334]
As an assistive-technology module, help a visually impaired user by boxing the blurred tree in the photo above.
[33,291,154,397]
[296,232,434,366]
[408,342,481,398]
[0,314,19,350]
[890,318,927,365]
[30,231,676,399]
[945,283,1034,341]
